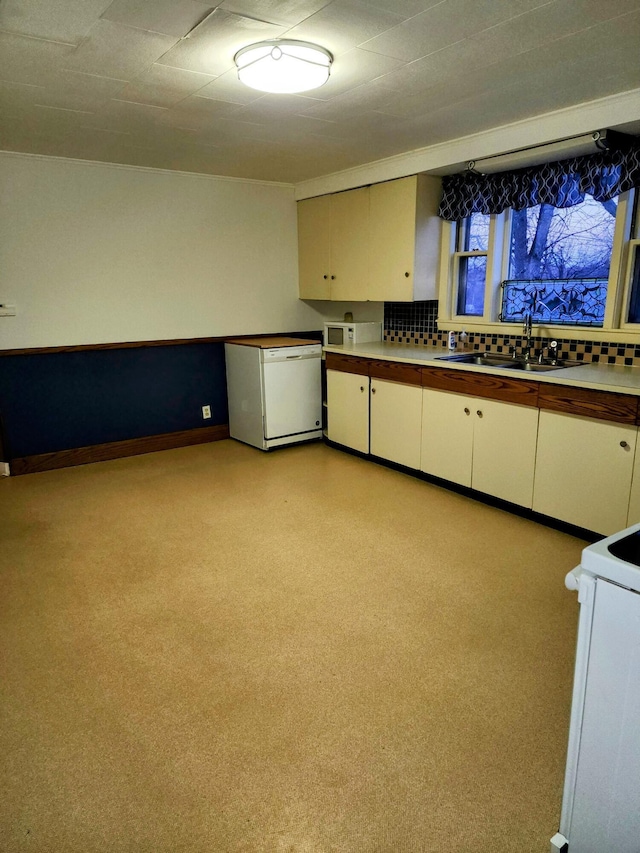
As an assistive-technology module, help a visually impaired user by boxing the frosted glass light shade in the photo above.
[234,40,332,94]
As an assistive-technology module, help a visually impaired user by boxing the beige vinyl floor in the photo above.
[0,439,586,853]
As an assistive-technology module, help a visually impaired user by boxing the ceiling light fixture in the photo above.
[234,39,332,94]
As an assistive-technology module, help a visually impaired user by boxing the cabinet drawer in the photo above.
[325,352,370,376]
[537,384,638,424]
[369,359,422,387]
[421,366,539,407]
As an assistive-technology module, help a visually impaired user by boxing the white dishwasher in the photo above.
[225,337,322,450]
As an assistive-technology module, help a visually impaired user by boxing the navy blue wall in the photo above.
[0,342,228,459]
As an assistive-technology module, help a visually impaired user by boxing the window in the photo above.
[443,189,638,338]
[454,212,489,316]
[501,194,617,326]
[627,241,640,323]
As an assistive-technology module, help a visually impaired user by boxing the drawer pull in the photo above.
[371,387,376,394]
[464,407,470,415]
[404,271,410,278]
[360,386,364,392]
[620,440,630,449]
[477,410,483,418]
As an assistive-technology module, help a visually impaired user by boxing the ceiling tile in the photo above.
[118,65,216,107]
[225,93,323,123]
[468,0,640,62]
[31,70,128,112]
[307,47,404,100]
[81,98,170,135]
[0,31,76,87]
[155,8,284,75]
[364,39,490,99]
[63,19,179,80]
[360,0,443,17]
[157,95,244,134]
[101,0,219,39]
[0,80,46,111]
[360,0,555,62]
[0,0,112,45]
[218,0,333,26]
[283,0,405,57]
[194,69,264,104]
[299,81,406,121]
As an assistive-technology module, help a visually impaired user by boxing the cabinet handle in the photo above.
[476,410,483,418]
[331,275,335,280]
[404,271,410,278]
[464,407,470,415]
[323,274,328,280]
[620,440,630,449]
[371,387,376,394]
[360,386,364,392]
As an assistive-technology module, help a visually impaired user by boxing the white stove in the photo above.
[552,524,640,853]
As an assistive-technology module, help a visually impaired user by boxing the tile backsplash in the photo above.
[384,300,640,367]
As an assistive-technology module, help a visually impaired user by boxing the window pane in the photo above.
[457,255,486,315]
[509,194,617,280]
[459,212,490,252]
[627,244,640,323]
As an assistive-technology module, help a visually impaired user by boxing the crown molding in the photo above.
[0,149,295,189]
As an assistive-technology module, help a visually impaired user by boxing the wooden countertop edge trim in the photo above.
[326,351,640,420]
[538,385,639,424]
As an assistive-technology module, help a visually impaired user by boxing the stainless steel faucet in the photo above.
[522,312,533,361]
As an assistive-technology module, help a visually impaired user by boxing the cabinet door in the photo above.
[368,177,417,302]
[370,378,422,469]
[627,431,640,526]
[326,369,369,453]
[472,399,539,507]
[421,389,473,486]
[297,195,332,299]
[330,187,370,301]
[533,410,637,535]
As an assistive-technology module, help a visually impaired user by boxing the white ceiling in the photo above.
[1,0,640,184]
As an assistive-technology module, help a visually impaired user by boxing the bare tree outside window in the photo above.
[510,194,617,281]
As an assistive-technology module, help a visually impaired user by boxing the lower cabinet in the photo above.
[370,378,422,469]
[421,389,539,508]
[326,370,423,467]
[326,369,369,453]
[532,410,637,536]
[327,352,640,534]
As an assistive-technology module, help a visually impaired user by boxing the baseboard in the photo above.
[9,424,230,476]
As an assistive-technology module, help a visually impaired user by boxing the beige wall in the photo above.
[0,152,339,349]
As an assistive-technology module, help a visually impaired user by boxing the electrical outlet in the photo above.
[202,405,211,419]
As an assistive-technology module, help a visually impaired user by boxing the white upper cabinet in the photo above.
[368,175,441,302]
[297,175,441,302]
[297,193,332,300]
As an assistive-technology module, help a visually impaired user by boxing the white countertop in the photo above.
[323,341,640,396]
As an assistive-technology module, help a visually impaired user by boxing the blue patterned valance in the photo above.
[438,144,640,221]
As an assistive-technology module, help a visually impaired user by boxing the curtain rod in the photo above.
[467,129,630,175]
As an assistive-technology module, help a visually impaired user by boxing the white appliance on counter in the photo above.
[551,524,640,853]
[323,321,381,347]
[225,337,322,451]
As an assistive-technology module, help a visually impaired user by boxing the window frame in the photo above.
[439,189,640,342]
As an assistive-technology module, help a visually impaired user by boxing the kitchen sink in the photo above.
[436,352,584,371]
